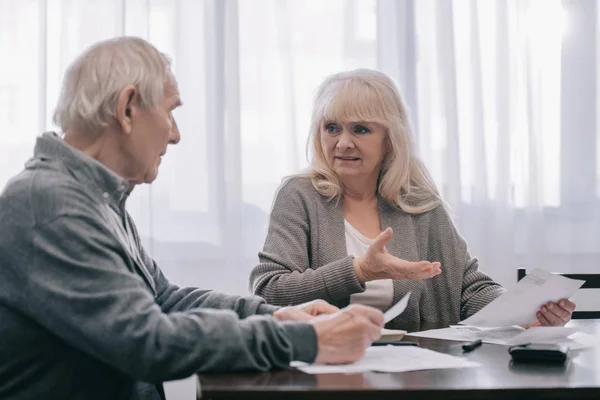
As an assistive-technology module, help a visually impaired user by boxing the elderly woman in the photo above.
[250,69,575,328]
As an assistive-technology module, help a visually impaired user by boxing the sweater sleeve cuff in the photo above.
[257,303,280,315]
[280,321,318,363]
[317,255,365,301]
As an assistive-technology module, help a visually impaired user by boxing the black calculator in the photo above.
[508,343,569,364]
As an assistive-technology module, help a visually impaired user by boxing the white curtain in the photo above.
[0,0,378,295]
[377,0,600,310]
[1,0,598,309]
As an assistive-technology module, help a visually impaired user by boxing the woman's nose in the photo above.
[336,130,355,150]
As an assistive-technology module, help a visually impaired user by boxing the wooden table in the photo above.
[197,320,600,399]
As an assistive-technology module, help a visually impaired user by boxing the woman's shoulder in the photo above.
[279,175,314,191]
[413,202,452,222]
[270,175,324,209]
[276,175,326,199]
[408,202,465,248]
[381,200,455,233]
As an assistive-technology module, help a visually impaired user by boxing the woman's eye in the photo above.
[354,125,370,134]
[325,124,337,133]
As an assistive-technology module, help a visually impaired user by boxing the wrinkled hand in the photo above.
[353,227,442,283]
[311,304,384,365]
[273,300,339,322]
[536,299,576,326]
[522,298,576,328]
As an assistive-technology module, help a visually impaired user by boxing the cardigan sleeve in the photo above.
[249,178,365,306]
[428,205,506,319]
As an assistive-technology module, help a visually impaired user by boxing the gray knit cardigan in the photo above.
[250,177,506,329]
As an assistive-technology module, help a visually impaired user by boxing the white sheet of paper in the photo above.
[450,325,527,344]
[506,326,578,345]
[291,346,480,374]
[459,268,584,327]
[506,330,598,350]
[383,292,411,323]
[407,326,523,343]
[563,332,600,350]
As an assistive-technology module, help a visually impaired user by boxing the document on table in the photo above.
[407,325,597,349]
[451,325,580,346]
[407,325,528,343]
[291,346,480,374]
[459,268,585,327]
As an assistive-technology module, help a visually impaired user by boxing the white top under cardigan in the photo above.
[345,220,394,311]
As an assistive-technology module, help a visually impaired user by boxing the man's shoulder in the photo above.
[0,162,101,226]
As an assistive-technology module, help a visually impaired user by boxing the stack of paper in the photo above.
[408,325,599,350]
[291,346,480,374]
[408,325,596,347]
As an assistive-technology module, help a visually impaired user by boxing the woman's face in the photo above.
[320,118,388,185]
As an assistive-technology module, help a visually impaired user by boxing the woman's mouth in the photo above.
[335,156,360,161]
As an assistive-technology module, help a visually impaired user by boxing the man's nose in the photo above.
[169,118,181,144]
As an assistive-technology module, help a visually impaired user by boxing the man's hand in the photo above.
[310,304,384,365]
[273,300,339,322]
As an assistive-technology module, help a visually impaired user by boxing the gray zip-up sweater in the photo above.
[250,176,506,329]
[0,132,317,400]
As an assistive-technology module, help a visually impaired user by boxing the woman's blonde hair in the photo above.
[304,68,441,214]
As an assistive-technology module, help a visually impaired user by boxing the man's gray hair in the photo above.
[53,36,171,133]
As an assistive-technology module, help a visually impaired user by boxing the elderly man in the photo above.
[0,37,384,400]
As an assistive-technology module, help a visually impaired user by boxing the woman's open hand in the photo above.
[353,227,442,283]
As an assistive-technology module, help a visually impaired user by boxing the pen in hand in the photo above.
[462,339,483,352]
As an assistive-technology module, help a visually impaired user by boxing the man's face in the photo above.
[127,75,182,184]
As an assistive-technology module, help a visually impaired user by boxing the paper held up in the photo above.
[377,328,407,342]
[459,268,585,327]
[383,291,411,323]
[367,292,410,342]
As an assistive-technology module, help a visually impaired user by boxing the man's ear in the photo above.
[116,85,137,135]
